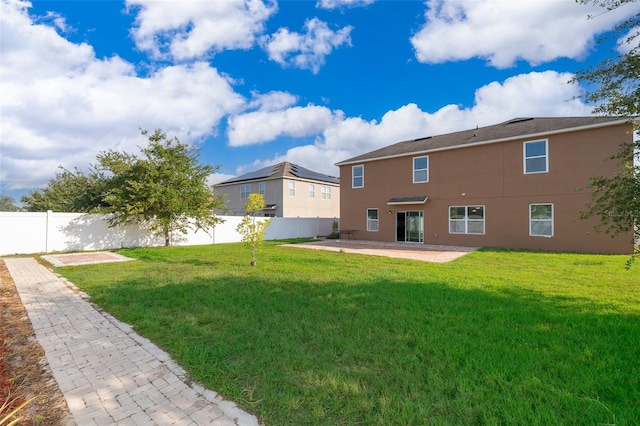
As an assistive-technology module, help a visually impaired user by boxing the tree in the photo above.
[20,166,108,212]
[236,193,270,266]
[99,129,225,246]
[573,1,639,120]
[0,195,21,211]
[573,0,639,264]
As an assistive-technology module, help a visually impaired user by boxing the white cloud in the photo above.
[227,104,338,147]
[0,0,245,191]
[127,0,277,60]
[316,0,375,10]
[262,17,352,73]
[411,0,636,68]
[244,71,592,176]
[247,90,298,111]
[208,172,237,186]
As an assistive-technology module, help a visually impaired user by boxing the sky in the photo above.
[1,0,638,203]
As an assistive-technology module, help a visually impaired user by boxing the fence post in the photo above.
[45,210,52,253]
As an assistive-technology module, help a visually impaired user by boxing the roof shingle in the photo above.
[216,161,339,185]
[336,116,629,165]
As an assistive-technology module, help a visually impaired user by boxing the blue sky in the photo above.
[1,0,638,202]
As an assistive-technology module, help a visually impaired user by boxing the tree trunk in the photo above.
[251,245,257,267]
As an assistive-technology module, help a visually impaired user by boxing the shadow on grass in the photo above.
[80,266,640,426]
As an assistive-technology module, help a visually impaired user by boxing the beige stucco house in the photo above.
[215,162,340,218]
[336,117,635,254]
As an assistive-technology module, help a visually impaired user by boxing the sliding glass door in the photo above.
[396,211,424,243]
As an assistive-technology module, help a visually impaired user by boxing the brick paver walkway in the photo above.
[5,258,260,426]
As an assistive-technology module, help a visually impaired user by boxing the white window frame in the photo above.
[529,203,554,237]
[288,181,296,196]
[258,182,265,196]
[321,186,331,199]
[413,155,429,183]
[309,183,315,198]
[449,205,485,235]
[352,165,364,188]
[241,184,250,199]
[367,208,379,232]
[523,139,549,174]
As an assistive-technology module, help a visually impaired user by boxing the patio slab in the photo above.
[42,251,135,267]
[284,239,477,263]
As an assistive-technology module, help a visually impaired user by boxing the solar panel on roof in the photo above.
[218,164,276,184]
[218,162,338,185]
[290,164,339,184]
[505,117,533,125]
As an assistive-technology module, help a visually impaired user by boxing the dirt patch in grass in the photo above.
[0,260,73,425]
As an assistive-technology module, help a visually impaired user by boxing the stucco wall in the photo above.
[217,179,284,216]
[216,178,339,218]
[339,123,634,254]
[281,179,340,218]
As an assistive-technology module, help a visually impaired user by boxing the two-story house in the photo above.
[336,117,635,254]
[215,161,340,218]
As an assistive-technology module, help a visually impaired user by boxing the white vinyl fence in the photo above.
[0,211,338,256]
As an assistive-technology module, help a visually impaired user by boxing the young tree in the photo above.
[236,193,270,266]
[99,129,225,246]
[573,0,639,264]
[0,195,21,212]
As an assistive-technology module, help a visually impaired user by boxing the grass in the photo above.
[54,241,640,425]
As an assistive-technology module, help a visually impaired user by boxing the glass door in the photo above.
[396,211,424,243]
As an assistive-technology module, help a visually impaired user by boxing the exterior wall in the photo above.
[216,179,284,216]
[339,123,634,254]
[281,178,340,218]
[216,178,339,218]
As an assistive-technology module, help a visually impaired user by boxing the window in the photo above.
[309,184,315,198]
[321,186,331,199]
[241,184,250,199]
[367,208,379,231]
[449,206,485,234]
[413,156,429,183]
[524,139,548,174]
[352,165,364,188]
[288,181,296,196]
[258,182,265,196]
[530,204,553,237]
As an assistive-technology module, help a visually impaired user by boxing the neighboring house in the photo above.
[336,117,635,254]
[215,162,340,218]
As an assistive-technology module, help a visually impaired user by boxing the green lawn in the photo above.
[53,242,640,425]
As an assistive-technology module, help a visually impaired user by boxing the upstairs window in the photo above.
[288,181,296,196]
[367,208,379,231]
[309,184,315,198]
[413,156,429,183]
[524,139,548,174]
[530,204,553,237]
[241,184,250,199]
[258,182,265,196]
[321,186,331,199]
[449,206,485,235]
[352,165,364,188]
